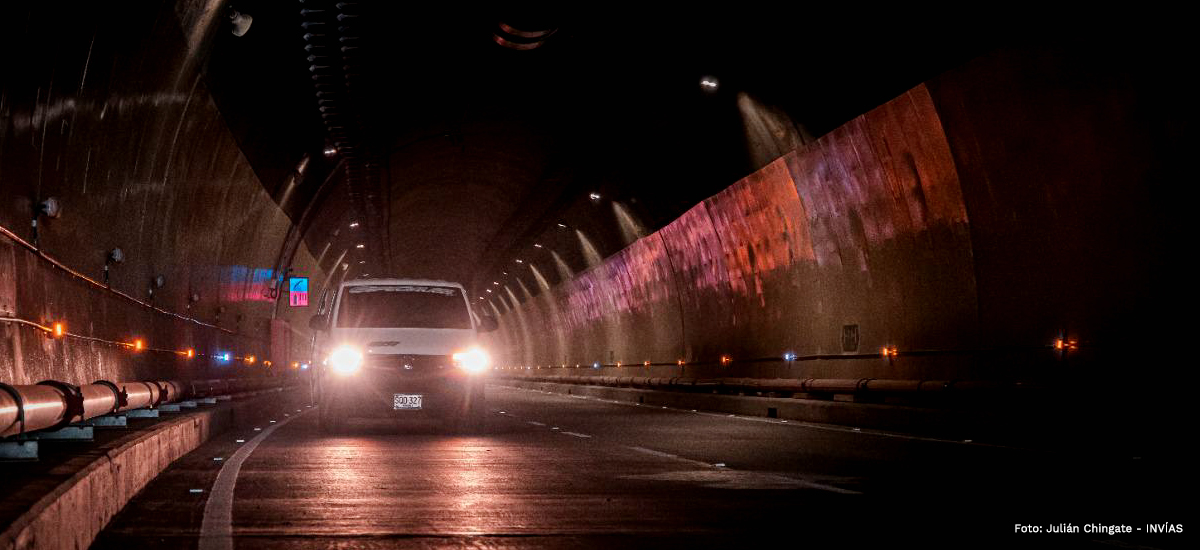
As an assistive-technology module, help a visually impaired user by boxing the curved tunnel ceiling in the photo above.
[201,4,997,300]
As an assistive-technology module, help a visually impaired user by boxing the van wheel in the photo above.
[318,400,344,434]
[447,401,486,434]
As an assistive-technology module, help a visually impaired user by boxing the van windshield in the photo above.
[335,285,472,329]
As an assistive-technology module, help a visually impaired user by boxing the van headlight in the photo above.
[328,345,364,376]
[452,347,491,374]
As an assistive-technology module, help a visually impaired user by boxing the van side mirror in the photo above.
[478,316,499,333]
[308,314,329,331]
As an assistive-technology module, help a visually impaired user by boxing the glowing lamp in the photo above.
[328,346,363,376]
[452,347,491,374]
[53,322,65,338]
[186,348,195,358]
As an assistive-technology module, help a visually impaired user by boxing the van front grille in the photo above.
[364,354,452,373]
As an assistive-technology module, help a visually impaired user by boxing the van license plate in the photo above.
[393,394,423,410]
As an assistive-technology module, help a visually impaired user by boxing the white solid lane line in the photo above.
[198,409,310,550]
[624,445,861,495]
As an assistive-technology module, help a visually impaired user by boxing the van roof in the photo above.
[339,278,465,290]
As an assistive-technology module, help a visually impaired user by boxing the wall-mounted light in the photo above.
[356,244,365,249]
[514,259,523,264]
[186,348,195,358]
[589,193,601,202]
[53,322,65,338]
[31,197,62,246]
[349,221,359,228]
[533,243,543,248]
[230,9,253,37]
[133,338,144,351]
[700,76,719,92]
[324,147,338,157]
[38,197,62,219]
[557,223,567,228]
[149,274,165,298]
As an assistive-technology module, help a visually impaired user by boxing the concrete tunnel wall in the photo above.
[485,48,1176,385]
[0,2,327,386]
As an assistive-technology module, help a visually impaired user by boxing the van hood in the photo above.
[329,328,477,356]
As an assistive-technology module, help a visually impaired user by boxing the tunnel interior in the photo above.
[0,0,1189,494]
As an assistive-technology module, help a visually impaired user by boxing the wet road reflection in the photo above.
[93,386,1182,549]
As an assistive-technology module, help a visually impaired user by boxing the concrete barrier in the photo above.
[499,379,1004,439]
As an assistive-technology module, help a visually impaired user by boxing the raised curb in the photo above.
[0,390,291,550]
[498,380,1004,439]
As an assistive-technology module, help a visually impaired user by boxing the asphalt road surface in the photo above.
[92,385,1184,549]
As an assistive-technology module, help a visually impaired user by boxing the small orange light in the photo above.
[616,361,622,368]
[1054,339,1064,350]
[292,361,300,369]
[186,348,195,358]
[720,355,732,365]
[246,355,256,365]
[134,339,144,351]
[53,322,65,338]
[264,360,272,367]
[644,361,650,366]
[677,359,685,366]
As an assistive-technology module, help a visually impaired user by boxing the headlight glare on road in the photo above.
[329,345,363,376]
[453,347,491,374]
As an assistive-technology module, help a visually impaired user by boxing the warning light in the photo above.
[720,355,732,365]
[292,361,299,369]
[53,322,65,338]
[677,359,685,366]
[644,361,651,366]
[783,352,797,361]
[245,355,256,365]
[1054,339,1064,350]
[264,360,272,367]
[134,339,144,351]
[881,346,898,357]
[616,361,622,368]
[186,348,195,358]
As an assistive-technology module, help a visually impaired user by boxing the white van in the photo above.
[308,278,497,433]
